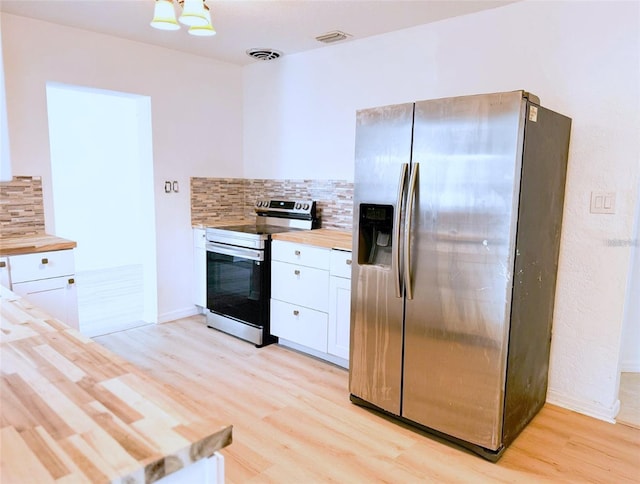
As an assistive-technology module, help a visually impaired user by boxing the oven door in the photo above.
[206,242,268,328]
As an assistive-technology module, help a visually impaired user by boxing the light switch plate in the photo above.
[590,191,616,214]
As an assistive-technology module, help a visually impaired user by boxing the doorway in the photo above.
[617,185,640,429]
[46,83,157,337]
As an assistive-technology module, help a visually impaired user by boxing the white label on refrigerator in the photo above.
[529,105,538,122]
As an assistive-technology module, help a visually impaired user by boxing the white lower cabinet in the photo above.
[328,274,351,360]
[193,228,207,309]
[328,249,352,362]
[0,257,9,288]
[271,299,328,352]
[270,240,351,368]
[12,277,78,328]
[271,261,329,312]
[7,249,79,329]
[157,451,225,484]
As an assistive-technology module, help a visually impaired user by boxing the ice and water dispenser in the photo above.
[358,204,394,267]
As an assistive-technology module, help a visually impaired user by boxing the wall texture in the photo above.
[191,177,353,230]
[0,176,44,237]
[242,1,640,421]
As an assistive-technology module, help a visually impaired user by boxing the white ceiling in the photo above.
[0,0,518,66]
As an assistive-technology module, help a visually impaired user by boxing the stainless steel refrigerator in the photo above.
[349,90,571,460]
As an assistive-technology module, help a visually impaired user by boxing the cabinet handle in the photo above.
[294,250,301,256]
[41,258,49,265]
[294,269,300,276]
[68,278,75,285]
[346,259,352,265]
[293,310,299,316]
[0,261,5,268]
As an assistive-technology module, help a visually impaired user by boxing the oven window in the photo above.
[207,251,266,327]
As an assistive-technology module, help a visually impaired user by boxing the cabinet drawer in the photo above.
[271,261,329,312]
[10,250,75,284]
[330,249,352,279]
[271,241,330,269]
[270,299,328,352]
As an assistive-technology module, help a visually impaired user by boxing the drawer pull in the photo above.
[68,278,75,285]
[295,250,301,256]
[41,258,49,265]
[293,310,299,316]
[346,259,352,265]
[294,269,301,276]
[0,261,5,268]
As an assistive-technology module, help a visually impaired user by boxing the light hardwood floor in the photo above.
[619,372,640,429]
[95,316,640,483]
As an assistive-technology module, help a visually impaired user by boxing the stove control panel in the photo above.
[255,199,316,219]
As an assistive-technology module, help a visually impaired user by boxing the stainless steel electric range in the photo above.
[205,199,318,347]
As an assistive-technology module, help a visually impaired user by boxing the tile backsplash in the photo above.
[191,177,354,231]
[0,176,45,238]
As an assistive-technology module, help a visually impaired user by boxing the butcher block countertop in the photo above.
[0,234,77,256]
[272,229,352,251]
[0,286,232,483]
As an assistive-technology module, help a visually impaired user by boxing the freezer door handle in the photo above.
[394,163,409,298]
[404,162,419,300]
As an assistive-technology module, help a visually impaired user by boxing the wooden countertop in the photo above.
[0,286,232,483]
[272,229,352,251]
[0,234,77,256]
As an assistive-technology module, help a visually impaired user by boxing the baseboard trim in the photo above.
[158,306,200,324]
[278,338,348,369]
[619,359,640,372]
[546,389,620,423]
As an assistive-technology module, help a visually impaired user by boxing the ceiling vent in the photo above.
[315,30,351,44]
[246,48,282,61]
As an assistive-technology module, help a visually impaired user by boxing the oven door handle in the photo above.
[206,242,264,262]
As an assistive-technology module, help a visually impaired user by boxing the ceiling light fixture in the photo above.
[150,0,216,37]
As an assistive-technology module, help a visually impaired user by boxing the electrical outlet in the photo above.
[590,191,616,214]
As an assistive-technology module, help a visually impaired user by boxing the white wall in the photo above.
[2,14,243,322]
[243,1,640,421]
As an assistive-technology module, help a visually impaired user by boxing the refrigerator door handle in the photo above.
[404,162,419,300]
[393,163,409,298]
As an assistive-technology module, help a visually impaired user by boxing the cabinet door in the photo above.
[271,261,329,312]
[0,257,9,288]
[270,299,328,352]
[193,229,207,307]
[12,276,79,329]
[330,249,352,279]
[328,276,351,361]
